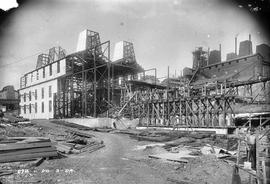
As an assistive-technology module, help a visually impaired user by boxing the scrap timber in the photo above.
[0,137,57,163]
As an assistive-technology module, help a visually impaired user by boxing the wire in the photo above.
[0,48,52,68]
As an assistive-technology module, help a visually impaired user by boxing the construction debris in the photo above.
[0,137,57,163]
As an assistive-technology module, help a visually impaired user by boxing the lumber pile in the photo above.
[56,139,104,154]
[0,137,57,163]
[55,130,105,154]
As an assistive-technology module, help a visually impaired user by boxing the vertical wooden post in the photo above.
[179,100,182,126]
[223,97,226,127]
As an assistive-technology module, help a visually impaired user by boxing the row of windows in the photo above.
[21,101,52,114]
[22,86,52,102]
[23,61,61,86]
[202,59,243,71]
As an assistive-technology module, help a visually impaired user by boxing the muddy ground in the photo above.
[0,120,249,184]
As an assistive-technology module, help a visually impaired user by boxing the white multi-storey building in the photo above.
[19,57,66,119]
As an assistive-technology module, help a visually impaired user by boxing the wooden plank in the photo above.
[0,137,50,144]
[5,137,50,140]
[148,155,188,163]
[0,170,14,177]
[0,151,58,163]
[67,130,94,138]
[0,146,56,156]
[0,142,52,151]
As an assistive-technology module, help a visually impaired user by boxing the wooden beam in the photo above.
[0,142,52,151]
[0,151,58,163]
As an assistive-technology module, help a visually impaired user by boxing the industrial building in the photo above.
[0,85,19,112]
[18,29,143,119]
[18,31,270,131]
[118,35,270,130]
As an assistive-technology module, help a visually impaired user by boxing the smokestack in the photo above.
[235,36,237,55]
[207,47,210,65]
[219,44,222,61]
[249,34,252,55]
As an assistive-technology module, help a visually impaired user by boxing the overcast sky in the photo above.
[0,0,269,89]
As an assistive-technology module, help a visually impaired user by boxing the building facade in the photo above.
[19,58,66,119]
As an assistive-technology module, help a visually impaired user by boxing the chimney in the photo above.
[249,34,252,55]
[235,36,237,55]
[219,44,222,61]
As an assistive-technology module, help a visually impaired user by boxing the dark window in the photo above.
[49,64,52,76]
[43,68,45,78]
[57,61,60,73]
[36,70,39,80]
[35,102,37,113]
[49,86,52,98]
[42,88,44,99]
[29,91,31,101]
[49,100,52,112]
[24,93,26,102]
[229,62,231,65]
[35,89,37,100]
[29,104,31,113]
[42,102,44,113]
[31,73,33,82]
[24,105,26,114]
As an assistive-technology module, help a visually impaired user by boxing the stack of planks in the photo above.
[0,137,58,163]
[55,137,105,154]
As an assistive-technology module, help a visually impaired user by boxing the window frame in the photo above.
[36,70,39,80]
[43,67,45,78]
[35,89,37,100]
[35,102,37,113]
[49,86,52,98]
[49,100,52,112]
[41,102,44,113]
[49,64,52,76]
[42,88,44,99]
[57,61,60,73]
[29,91,31,101]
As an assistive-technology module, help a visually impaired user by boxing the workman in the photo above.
[246,128,256,170]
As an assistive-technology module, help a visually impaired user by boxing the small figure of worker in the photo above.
[246,128,256,170]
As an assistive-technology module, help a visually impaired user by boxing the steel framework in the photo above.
[53,41,143,118]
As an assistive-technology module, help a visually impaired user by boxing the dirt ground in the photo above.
[1,120,249,184]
